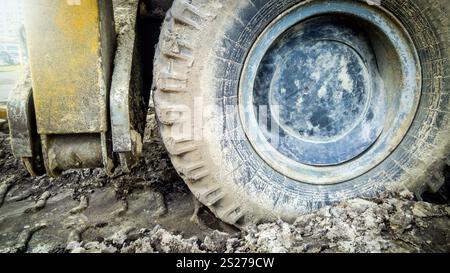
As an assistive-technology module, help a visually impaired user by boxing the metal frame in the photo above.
[8,0,146,177]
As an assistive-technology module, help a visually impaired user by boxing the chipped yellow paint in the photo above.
[0,105,7,120]
[23,0,107,134]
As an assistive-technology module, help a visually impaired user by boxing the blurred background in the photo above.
[0,0,25,111]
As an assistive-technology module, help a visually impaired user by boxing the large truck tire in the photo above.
[153,0,450,226]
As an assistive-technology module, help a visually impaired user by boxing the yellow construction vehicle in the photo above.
[0,104,6,121]
[6,0,450,226]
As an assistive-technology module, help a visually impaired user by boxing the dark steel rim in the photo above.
[239,1,421,185]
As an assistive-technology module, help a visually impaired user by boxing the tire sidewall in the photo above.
[155,0,450,224]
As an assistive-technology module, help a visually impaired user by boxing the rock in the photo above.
[305,244,324,253]
[128,237,154,253]
[71,247,87,253]
[83,241,117,253]
[238,221,295,253]
[149,225,204,253]
[346,198,377,214]
[445,206,450,216]
[411,202,434,218]
[399,189,414,200]
[106,226,136,245]
[203,230,231,252]
[66,241,82,251]
[389,211,413,233]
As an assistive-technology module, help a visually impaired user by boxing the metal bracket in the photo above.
[110,2,146,173]
[15,0,117,177]
[8,1,147,177]
[7,67,45,176]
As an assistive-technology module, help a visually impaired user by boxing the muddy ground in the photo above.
[0,0,449,253]
[0,113,449,253]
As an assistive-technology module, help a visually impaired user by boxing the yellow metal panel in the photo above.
[0,105,6,120]
[23,0,109,134]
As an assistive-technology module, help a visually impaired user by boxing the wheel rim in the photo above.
[239,1,421,185]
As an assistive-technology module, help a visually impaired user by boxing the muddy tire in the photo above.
[153,0,450,226]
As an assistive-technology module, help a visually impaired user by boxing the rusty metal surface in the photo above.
[11,0,117,177]
[23,0,115,135]
[111,2,140,153]
[7,68,45,176]
[110,1,146,172]
[9,1,146,177]
[7,68,34,158]
[42,134,103,176]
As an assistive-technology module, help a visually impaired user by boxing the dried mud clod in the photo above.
[67,224,90,242]
[8,188,34,203]
[0,175,16,206]
[12,223,47,253]
[150,191,167,217]
[106,226,137,245]
[69,196,89,215]
[65,214,92,251]
[24,191,51,214]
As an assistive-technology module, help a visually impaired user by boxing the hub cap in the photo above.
[239,1,421,184]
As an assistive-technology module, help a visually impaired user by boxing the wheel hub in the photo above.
[239,1,421,184]
[273,39,370,142]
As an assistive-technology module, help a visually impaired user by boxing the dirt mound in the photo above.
[59,192,450,253]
